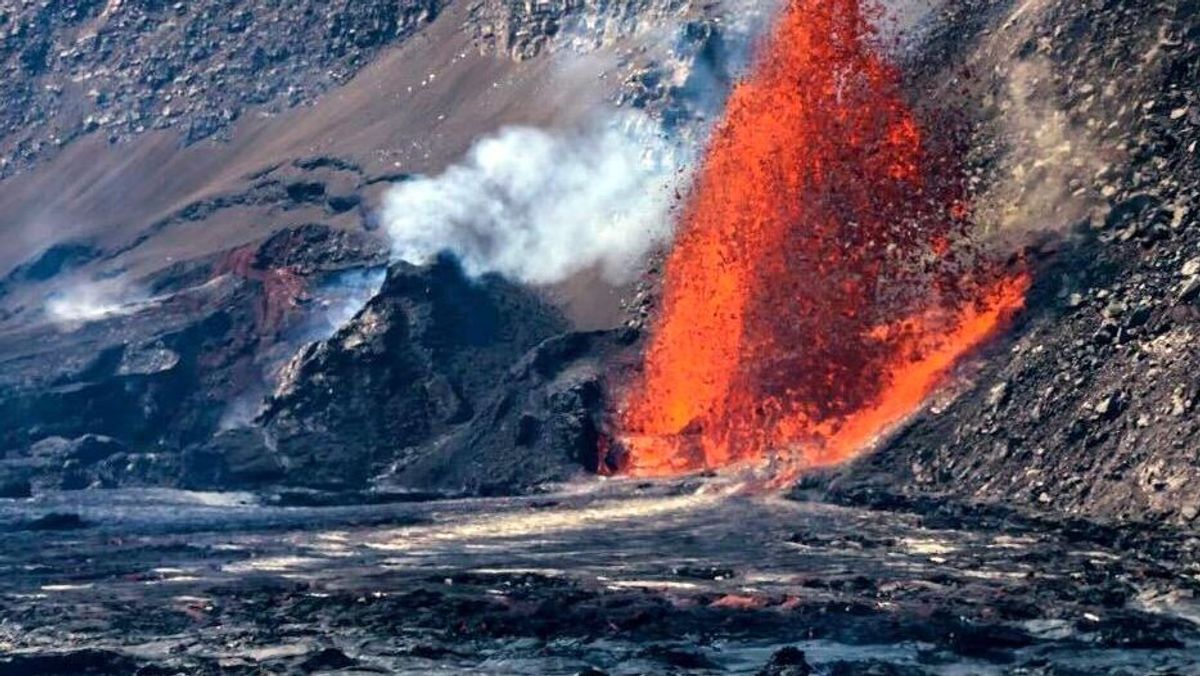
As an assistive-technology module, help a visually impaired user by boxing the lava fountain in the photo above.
[613,0,1030,479]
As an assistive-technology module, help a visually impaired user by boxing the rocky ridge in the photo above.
[259,256,582,491]
[0,223,388,494]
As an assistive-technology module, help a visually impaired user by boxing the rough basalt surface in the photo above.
[0,223,387,493]
[260,256,575,491]
[1,485,1198,674]
[379,328,641,494]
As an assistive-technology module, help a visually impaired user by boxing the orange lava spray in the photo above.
[614,0,1028,479]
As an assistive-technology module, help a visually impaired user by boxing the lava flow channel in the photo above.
[613,0,1030,478]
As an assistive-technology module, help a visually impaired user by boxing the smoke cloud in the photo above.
[381,117,683,286]
[45,280,147,327]
[291,267,387,343]
[971,57,1112,241]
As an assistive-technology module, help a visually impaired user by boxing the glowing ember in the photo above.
[613,0,1029,478]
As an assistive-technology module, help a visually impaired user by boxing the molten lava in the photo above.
[615,0,1029,478]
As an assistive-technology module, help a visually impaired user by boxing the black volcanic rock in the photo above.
[758,647,812,676]
[0,225,627,495]
[0,286,254,455]
[60,435,126,466]
[826,661,926,676]
[1,242,100,285]
[0,474,32,499]
[261,257,572,490]
[181,428,284,490]
[298,647,357,672]
[384,329,639,495]
[21,512,90,531]
[253,223,389,275]
[0,650,140,675]
[0,224,388,491]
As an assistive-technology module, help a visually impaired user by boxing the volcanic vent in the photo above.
[612,0,1030,479]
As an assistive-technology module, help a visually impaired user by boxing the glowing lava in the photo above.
[614,0,1029,479]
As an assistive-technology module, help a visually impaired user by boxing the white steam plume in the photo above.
[45,280,148,327]
[381,116,683,285]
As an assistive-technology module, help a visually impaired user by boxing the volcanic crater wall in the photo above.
[0,0,740,496]
[820,0,1200,524]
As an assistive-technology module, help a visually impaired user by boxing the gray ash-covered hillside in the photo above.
[0,0,721,178]
[818,0,1200,525]
[0,0,724,284]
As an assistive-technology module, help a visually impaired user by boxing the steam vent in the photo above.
[1,0,1200,672]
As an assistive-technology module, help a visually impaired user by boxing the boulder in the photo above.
[182,428,284,489]
[63,435,127,466]
[757,647,812,676]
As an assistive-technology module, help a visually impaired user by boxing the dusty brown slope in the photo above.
[0,1,618,311]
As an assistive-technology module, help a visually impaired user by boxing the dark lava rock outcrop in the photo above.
[0,228,633,496]
[0,243,100,298]
[261,257,634,493]
[381,329,638,494]
[0,223,387,493]
[181,428,285,491]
